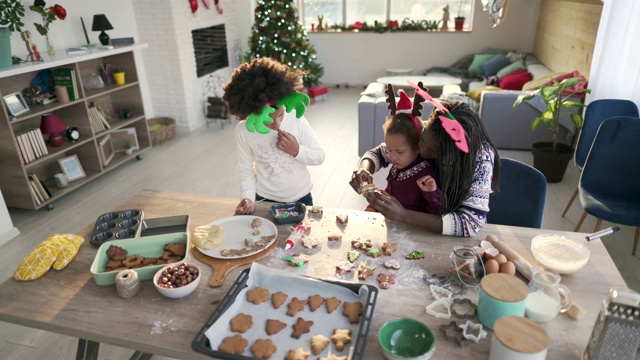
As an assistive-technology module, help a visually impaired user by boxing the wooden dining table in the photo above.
[0,189,627,359]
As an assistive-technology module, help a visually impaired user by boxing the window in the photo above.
[299,0,473,30]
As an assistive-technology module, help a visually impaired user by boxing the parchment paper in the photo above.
[205,262,370,359]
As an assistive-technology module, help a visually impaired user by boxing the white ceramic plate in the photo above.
[196,215,278,259]
[530,234,590,274]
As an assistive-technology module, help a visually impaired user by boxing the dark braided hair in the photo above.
[423,100,500,214]
[222,58,308,120]
[382,113,424,149]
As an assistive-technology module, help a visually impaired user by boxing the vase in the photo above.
[45,35,55,56]
[0,27,12,68]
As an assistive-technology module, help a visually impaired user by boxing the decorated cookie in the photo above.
[246,287,270,304]
[302,237,321,248]
[308,294,325,312]
[377,273,396,289]
[287,297,308,316]
[271,291,288,309]
[285,347,311,360]
[230,313,253,333]
[366,247,382,258]
[357,263,375,280]
[326,297,342,314]
[286,254,310,268]
[336,261,356,276]
[331,329,352,351]
[383,259,401,270]
[342,301,363,324]
[250,338,277,359]
[328,235,342,241]
[311,334,330,355]
[382,242,398,255]
[291,317,314,339]
[218,334,248,355]
[406,250,425,260]
[266,319,287,335]
[347,250,360,263]
[351,239,373,250]
[336,215,349,225]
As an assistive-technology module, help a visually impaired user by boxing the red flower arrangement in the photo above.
[29,1,66,36]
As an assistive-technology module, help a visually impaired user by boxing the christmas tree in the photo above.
[245,0,324,88]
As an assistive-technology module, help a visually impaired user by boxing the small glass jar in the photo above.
[451,246,482,286]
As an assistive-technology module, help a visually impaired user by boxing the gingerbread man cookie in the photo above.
[342,301,363,324]
[351,239,372,250]
[331,329,352,351]
[357,262,375,280]
[382,242,398,255]
[291,317,314,339]
[377,273,396,290]
[287,297,308,316]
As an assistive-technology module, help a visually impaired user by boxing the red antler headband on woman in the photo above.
[407,80,469,153]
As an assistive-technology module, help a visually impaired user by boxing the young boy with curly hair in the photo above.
[223,58,326,215]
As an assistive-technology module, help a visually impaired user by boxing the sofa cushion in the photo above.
[467,85,501,102]
[468,54,496,75]
[480,54,511,77]
[499,69,532,90]
[545,70,589,98]
[522,71,570,91]
[496,60,526,78]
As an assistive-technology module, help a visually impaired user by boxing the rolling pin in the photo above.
[484,234,585,320]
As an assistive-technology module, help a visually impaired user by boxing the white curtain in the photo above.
[588,0,640,109]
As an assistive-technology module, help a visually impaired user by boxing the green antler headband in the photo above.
[245,92,311,134]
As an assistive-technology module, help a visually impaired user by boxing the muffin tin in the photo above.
[89,209,144,246]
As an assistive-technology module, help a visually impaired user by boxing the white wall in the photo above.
[0,190,19,246]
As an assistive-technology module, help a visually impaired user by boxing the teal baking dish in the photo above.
[90,232,189,286]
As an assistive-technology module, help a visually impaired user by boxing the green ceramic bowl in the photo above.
[378,318,436,360]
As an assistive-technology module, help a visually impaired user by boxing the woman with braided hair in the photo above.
[351,98,500,237]
[223,58,325,214]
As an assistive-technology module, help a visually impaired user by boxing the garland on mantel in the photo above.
[324,18,443,33]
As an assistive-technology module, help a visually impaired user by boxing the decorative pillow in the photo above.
[506,51,526,63]
[467,86,501,102]
[545,70,589,98]
[499,69,533,90]
[480,54,512,77]
[496,60,526,78]
[467,54,496,75]
[522,71,569,91]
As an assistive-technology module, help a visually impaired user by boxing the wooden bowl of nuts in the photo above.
[153,262,201,298]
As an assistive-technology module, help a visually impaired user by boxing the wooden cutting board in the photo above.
[191,237,280,287]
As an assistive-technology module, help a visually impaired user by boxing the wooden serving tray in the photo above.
[191,237,279,287]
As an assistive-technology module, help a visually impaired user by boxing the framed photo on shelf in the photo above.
[98,134,115,166]
[110,127,139,152]
[2,91,30,116]
[58,155,86,182]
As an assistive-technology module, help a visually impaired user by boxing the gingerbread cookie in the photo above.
[328,235,342,241]
[382,242,398,255]
[326,297,342,314]
[285,347,310,360]
[250,338,276,359]
[347,250,360,263]
[357,263,375,280]
[218,334,248,355]
[164,242,186,257]
[287,297,308,316]
[271,291,288,309]
[286,254,310,267]
[331,329,352,351]
[351,239,372,249]
[406,250,425,260]
[106,245,127,259]
[291,317,314,339]
[308,294,325,312]
[377,273,396,289]
[383,259,401,270]
[342,301,363,324]
[366,247,382,258]
[266,319,287,335]
[123,254,144,268]
[336,261,356,276]
[246,287,270,304]
[230,313,253,333]
[311,334,330,355]
[251,218,262,228]
[336,215,349,225]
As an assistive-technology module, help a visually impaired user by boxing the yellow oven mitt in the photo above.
[14,234,84,281]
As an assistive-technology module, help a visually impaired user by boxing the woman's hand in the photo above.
[363,191,407,221]
[349,168,373,194]
[417,175,437,192]
[235,198,255,215]
[276,129,299,157]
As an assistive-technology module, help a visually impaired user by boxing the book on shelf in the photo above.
[93,107,111,129]
[24,128,48,156]
[26,130,42,158]
[29,174,51,200]
[65,47,88,55]
[16,132,35,163]
[52,68,78,101]
[27,179,42,205]
[28,176,46,202]
[15,134,29,164]
[88,107,106,133]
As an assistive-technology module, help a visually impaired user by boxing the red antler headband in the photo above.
[407,80,469,153]
[396,90,421,143]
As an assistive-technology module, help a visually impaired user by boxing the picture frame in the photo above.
[110,127,139,152]
[98,134,115,166]
[2,91,30,117]
[58,155,86,182]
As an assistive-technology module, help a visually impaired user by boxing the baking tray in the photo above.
[89,209,144,246]
[139,215,190,237]
[191,268,378,360]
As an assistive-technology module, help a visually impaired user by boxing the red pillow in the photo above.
[499,69,533,90]
[546,70,588,98]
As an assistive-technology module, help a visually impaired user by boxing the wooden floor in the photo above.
[1,86,638,359]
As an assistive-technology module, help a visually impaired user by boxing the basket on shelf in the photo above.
[148,117,176,146]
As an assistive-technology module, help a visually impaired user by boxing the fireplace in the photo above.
[192,24,229,78]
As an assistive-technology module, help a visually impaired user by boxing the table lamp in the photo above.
[40,112,67,147]
[92,14,114,46]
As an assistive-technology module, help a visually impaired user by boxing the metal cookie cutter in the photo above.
[439,320,469,348]
[450,298,477,320]
[425,298,452,319]
[459,320,487,343]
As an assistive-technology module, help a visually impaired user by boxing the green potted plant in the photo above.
[0,0,26,68]
[123,139,133,155]
[454,0,466,31]
[513,77,590,182]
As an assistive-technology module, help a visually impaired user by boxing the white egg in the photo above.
[480,240,494,250]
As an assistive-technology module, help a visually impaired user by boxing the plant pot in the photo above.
[531,142,574,183]
[454,17,465,31]
[0,27,13,68]
[113,72,125,85]
[124,148,133,155]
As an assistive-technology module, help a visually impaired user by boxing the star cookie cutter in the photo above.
[425,298,452,319]
[458,320,487,343]
[450,298,477,320]
[439,320,469,348]
[429,284,453,300]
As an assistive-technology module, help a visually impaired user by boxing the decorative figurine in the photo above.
[20,31,42,62]
[441,5,450,31]
[317,15,324,31]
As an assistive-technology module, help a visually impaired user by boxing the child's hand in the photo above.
[276,129,300,157]
[235,198,255,215]
[417,176,437,192]
[349,168,373,194]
